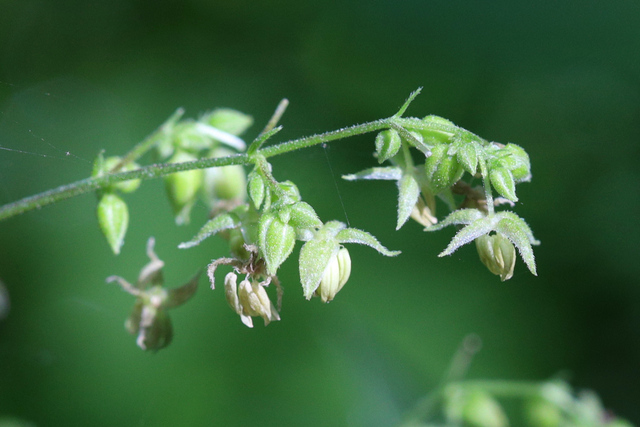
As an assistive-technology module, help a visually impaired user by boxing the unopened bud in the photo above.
[475,234,516,281]
[259,211,296,275]
[164,150,203,225]
[375,129,402,163]
[424,144,464,192]
[315,247,351,303]
[97,192,129,255]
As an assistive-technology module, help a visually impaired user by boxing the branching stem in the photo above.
[0,115,467,222]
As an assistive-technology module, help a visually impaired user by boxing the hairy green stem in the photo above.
[0,118,396,222]
[479,158,495,215]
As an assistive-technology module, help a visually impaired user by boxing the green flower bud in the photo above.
[258,211,296,275]
[315,247,351,303]
[462,390,508,427]
[525,397,562,427]
[424,144,464,192]
[97,192,129,255]
[375,129,402,163]
[202,147,247,209]
[475,234,516,281]
[489,167,518,202]
[164,150,203,225]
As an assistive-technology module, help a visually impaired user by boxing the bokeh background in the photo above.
[1,1,639,426]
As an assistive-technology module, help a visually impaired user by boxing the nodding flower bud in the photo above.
[97,192,129,255]
[224,272,280,328]
[164,150,203,225]
[475,234,516,281]
[315,247,351,303]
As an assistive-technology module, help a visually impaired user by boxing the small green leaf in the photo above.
[425,208,485,232]
[397,172,420,230]
[342,167,402,181]
[97,193,129,255]
[439,216,495,257]
[335,228,400,256]
[299,238,339,299]
[258,212,296,274]
[490,167,518,202]
[178,212,241,249]
[394,87,422,117]
[495,217,538,276]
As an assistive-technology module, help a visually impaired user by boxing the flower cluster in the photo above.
[101,89,539,349]
[344,91,538,280]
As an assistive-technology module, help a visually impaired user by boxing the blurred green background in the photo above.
[1,1,639,426]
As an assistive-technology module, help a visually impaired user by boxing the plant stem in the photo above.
[479,158,495,215]
[0,118,393,222]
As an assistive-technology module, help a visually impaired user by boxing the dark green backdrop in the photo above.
[1,1,639,426]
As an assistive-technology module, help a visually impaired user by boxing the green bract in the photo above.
[426,209,539,277]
